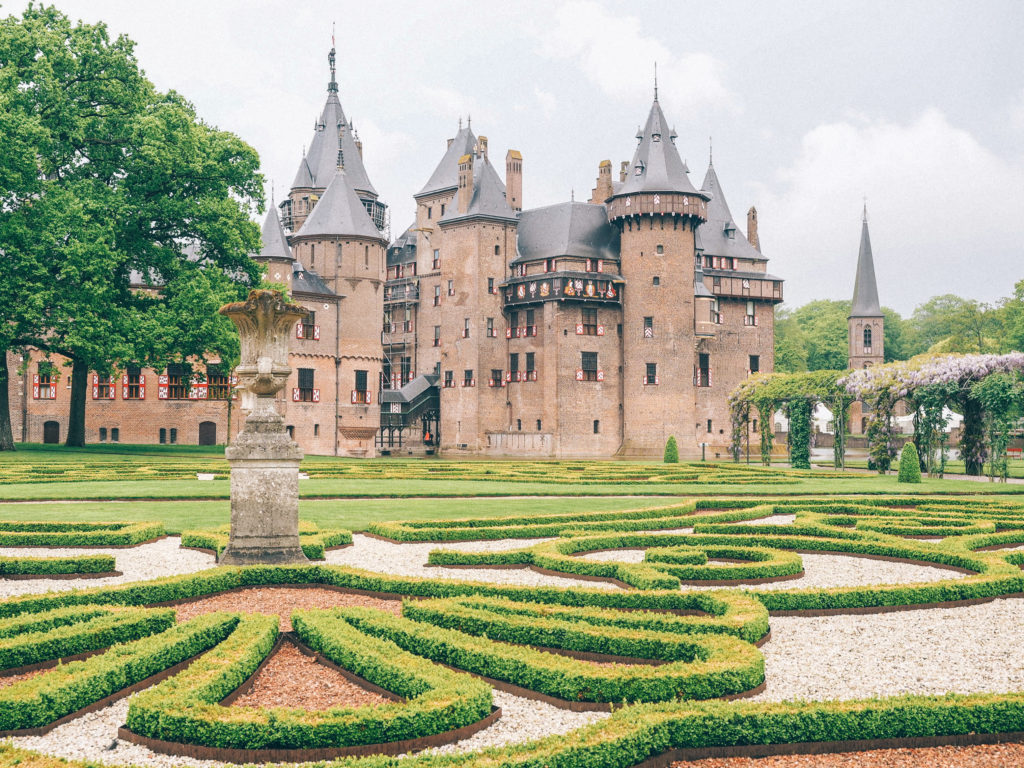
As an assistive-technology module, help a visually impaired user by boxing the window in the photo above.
[169,428,178,445]
[711,298,722,324]
[427,205,432,219]
[111,427,119,442]
[159,428,166,444]
[166,364,187,400]
[490,368,503,387]
[645,362,658,385]
[314,424,320,437]
[408,261,416,276]
[441,203,445,216]
[487,317,495,337]
[463,318,471,338]
[434,362,441,376]
[126,366,143,399]
[656,244,664,254]
[400,356,411,383]
[353,369,369,403]
[99,427,107,442]
[509,310,518,334]
[310,243,315,267]
[536,419,542,431]
[434,285,441,306]
[517,418,522,431]
[749,355,760,374]
[593,419,600,434]
[744,301,757,326]
[753,419,758,432]
[286,425,294,439]
[93,374,114,399]
[643,316,654,338]
[447,280,454,296]
[525,309,536,337]
[301,310,317,340]
[433,249,440,270]
[707,419,713,432]
[463,369,475,387]
[581,308,598,336]
[509,353,519,380]
[581,351,599,381]
[297,368,316,402]
[337,242,343,267]
[494,244,500,256]
[526,352,535,373]
[364,244,369,267]
[444,370,454,388]
[863,327,873,351]
[488,277,495,294]
[653,276,660,285]
[433,325,441,347]
[545,258,555,272]
[208,365,231,400]
[696,353,711,387]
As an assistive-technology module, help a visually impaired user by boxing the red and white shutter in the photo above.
[139,375,146,400]
[121,373,129,400]
[158,374,169,400]
[312,389,321,402]
[597,259,604,273]
[506,327,512,339]
[575,369,584,381]
[92,374,99,400]
[295,322,304,339]
[295,388,302,402]
[32,374,39,399]
[596,370,605,381]
[575,323,584,335]
[597,325,605,336]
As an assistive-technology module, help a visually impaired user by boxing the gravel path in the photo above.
[753,597,1024,701]
[673,742,1024,768]
[0,537,214,598]
[326,534,620,590]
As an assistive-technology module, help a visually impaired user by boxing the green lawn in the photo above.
[836,458,1024,479]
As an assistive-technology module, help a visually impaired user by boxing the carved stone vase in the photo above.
[218,289,310,565]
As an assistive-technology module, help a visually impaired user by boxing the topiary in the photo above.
[897,442,922,483]
[664,436,679,463]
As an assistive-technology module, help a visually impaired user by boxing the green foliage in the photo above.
[180,522,351,560]
[897,442,922,483]
[971,371,1024,482]
[0,553,114,575]
[0,520,163,546]
[787,399,811,469]
[663,436,679,463]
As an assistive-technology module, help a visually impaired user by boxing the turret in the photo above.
[747,206,759,251]
[505,150,522,212]
[590,160,613,204]
[848,205,884,368]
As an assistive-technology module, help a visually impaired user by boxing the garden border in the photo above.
[0,571,121,580]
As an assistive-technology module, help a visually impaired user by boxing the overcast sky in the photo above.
[26,0,1024,315]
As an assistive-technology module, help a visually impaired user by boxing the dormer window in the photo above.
[652,133,661,142]
[634,161,645,176]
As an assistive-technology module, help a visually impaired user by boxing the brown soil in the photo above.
[229,642,391,710]
[0,667,49,688]
[172,587,402,631]
[672,743,1024,768]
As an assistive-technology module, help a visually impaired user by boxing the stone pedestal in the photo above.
[219,425,307,565]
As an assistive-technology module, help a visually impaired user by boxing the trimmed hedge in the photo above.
[0,605,174,670]
[126,610,493,750]
[0,612,237,731]
[0,521,163,547]
[180,521,352,560]
[340,606,764,704]
[0,554,115,575]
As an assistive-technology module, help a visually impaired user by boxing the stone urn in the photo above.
[217,289,310,566]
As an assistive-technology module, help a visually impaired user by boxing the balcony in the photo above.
[503,273,623,309]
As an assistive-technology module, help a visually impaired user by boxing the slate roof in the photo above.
[514,201,619,264]
[697,161,766,262]
[256,209,292,261]
[290,53,377,198]
[438,153,517,224]
[380,374,439,404]
[291,261,335,297]
[416,126,477,198]
[616,98,702,197]
[851,208,882,317]
[296,169,382,240]
[387,223,417,267]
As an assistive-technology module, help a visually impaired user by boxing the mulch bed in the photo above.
[171,586,402,631]
[671,742,1024,767]
[229,642,390,710]
[0,667,48,688]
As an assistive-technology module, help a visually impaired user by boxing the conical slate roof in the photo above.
[514,201,618,264]
[290,51,377,198]
[416,125,477,198]
[617,98,701,197]
[439,154,517,224]
[851,208,882,317]
[255,209,292,260]
[698,161,765,262]
[296,169,382,240]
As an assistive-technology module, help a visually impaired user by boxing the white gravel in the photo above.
[753,597,1024,701]
[734,514,797,526]
[641,527,694,535]
[326,534,620,590]
[0,537,215,598]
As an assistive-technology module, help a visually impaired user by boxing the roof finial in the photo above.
[708,135,713,166]
[862,197,868,223]
[458,116,463,130]
[327,24,338,93]
[270,179,275,207]
[571,188,575,202]
[467,113,472,129]
[653,62,658,101]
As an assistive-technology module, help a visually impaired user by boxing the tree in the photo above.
[909,294,998,354]
[773,309,809,373]
[0,6,263,448]
[897,442,922,483]
[792,300,849,371]
[663,436,679,463]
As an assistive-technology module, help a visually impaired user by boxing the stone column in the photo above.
[218,290,310,566]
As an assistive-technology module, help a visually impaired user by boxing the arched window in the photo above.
[863,327,872,349]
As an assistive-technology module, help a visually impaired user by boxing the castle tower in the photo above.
[605,92,710,456]
[849,205,884,368]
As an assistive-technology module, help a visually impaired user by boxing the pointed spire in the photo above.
[327,26,338,94]
[467,114,472,129]
[616,96,701,196]
[297,169,381,240]
[708,135,713,166]
[255,208,292,261]
[851,206,882,317]
[653,62,658,101]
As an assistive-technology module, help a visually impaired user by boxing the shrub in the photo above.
[898,442,923,483]
[664,436,679,463]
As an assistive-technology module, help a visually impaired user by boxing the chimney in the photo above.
[590,160,613,204]
[506,150,522,212]
[619,160,628,183]
[747,206,760,251]
[457,153,474,214]
[478,135,488,161]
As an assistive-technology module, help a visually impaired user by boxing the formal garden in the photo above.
[0,449,1023,768]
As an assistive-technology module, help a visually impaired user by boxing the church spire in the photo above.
[328,25,338,93]
[851,206,882,317]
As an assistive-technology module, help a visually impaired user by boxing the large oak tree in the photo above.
[0,5,263,448]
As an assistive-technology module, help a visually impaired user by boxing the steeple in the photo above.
[697,157,765,262]
[254,208,292,261]
[615,97,701,197]
[851,206,882,317]
[327,28,338,94]
[296,169,382,240]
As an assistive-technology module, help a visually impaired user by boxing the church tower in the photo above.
[848,205,884,368]
[605,89,709,456]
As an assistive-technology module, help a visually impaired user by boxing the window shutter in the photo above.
[575,369,584,381]
[121,373,129,400]
[92,374,99,400]
[139,375,146,400]
[294,388,301,402]
[597,325,605,336]
[296,322,304,339]
[597,259,604,273]
[158,374,168,399]
[576,323,584,335]
[312,389,320,402]
[313,325,320,340]
[597,370,605,381]
[32,374,39,400]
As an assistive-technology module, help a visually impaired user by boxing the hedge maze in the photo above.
[181,521,352,561]
[4,496,1024,765]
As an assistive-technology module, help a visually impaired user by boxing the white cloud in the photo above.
[534,87,557,119]
[535,0,737,114]
[1011,89,1024,135]
[755,109,1024,313]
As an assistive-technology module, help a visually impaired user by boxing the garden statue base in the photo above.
[218,422,308,565]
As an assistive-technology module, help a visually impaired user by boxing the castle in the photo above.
[7,48,784,459]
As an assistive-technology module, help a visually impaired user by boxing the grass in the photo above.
[837,458,1024,479]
